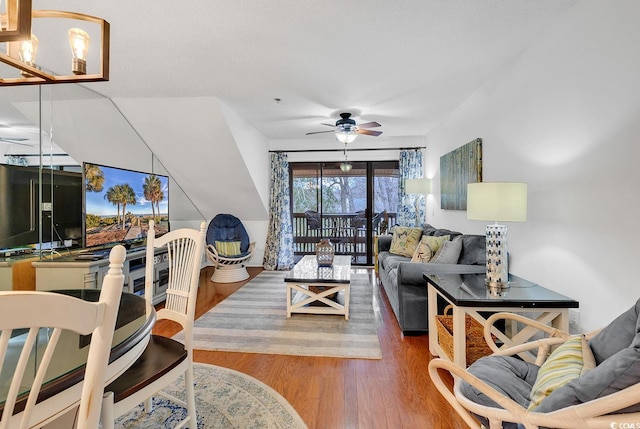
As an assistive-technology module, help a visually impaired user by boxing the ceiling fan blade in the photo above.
[357,121,381,129]
[320,123,335,127]
[305,130,335,135]
[357,129,383,137]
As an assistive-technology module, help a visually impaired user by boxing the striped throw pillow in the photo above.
[528,334,596,410]
[215,240,242,257]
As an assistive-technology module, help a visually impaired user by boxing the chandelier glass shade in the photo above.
[0,3,110,86]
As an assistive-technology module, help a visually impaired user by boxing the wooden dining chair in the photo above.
[101,220,206,429]
[0,245,126,429]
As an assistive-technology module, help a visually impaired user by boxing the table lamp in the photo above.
[467,182,527,290]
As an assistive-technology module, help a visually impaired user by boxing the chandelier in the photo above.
[0,0,110,86]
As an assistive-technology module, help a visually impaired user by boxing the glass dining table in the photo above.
[0,289,155,425]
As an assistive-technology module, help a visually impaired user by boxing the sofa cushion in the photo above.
[378,252,410,272]
[433,228,462,238]
[389,227,423,257]
[421,224,438,236]
[457,234,487,265]
[431,236,463,264]
[589,299,640,365]
[410,235,449,263]
[527,334,596,410]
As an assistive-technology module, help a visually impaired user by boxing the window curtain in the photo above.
[397,149,425,227]
[263,152,295,270]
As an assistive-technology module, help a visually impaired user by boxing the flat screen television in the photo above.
[82,162,169,249]
[0,164,83,250]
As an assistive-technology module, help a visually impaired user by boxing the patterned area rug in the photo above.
[175,270,382,359]
[115,363,306,428]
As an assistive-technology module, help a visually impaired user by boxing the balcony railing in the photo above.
[292,212,396,262]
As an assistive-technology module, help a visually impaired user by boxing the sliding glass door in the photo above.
[290,161,398,265]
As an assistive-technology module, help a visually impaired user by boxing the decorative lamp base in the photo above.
[485,223,509,289]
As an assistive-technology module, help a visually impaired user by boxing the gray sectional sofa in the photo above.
[377,224,486,335]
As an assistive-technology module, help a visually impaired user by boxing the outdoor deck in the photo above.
[292,212,396,264]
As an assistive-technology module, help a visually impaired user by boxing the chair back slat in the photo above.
[144,220,206,334]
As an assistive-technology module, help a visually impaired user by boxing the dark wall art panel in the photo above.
[440,138,483,210]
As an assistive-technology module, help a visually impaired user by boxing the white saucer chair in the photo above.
[205,214,255,283]
[429,300,640,429]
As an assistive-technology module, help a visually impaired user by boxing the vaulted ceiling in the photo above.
[0,0,579,221]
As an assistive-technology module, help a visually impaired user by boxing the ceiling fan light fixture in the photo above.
[335,130,358,144]
[340,162,353,173]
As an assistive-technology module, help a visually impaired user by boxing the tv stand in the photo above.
[32,246,169,305]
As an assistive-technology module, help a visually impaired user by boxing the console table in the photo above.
[425,272,579,367]
[32,247,169,305]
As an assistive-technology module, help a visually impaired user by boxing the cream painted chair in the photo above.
[0,245,126,429]
[429,303,640,429]
[101,220,206,429]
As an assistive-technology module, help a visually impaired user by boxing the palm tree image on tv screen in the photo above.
[83,162,169,248]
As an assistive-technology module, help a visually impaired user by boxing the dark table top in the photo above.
[285,255,351,284]
[424,272,579,308]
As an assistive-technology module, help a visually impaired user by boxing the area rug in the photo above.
[115,363,307,428]
[175,270,382,359]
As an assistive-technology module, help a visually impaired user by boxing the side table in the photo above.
[425,272,579,367]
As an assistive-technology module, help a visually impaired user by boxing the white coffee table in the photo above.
[285,255,351,319]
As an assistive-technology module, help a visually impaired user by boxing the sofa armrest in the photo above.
[397,262,485,287]
[377,235,392,252]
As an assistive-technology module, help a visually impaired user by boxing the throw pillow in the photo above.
[527,334,596,410]
[588,298,640,364]
[534,346,640,414]
[215,240,241,256]
[389,227,423,258]
[430,236,463,264]
[411,235,450,263]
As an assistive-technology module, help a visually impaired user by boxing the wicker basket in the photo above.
[435,305,494,367]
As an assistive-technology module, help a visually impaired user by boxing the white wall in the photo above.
[425,0,640,331]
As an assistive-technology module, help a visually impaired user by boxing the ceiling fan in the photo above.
[0,137,32,146]
[306,112,382,142]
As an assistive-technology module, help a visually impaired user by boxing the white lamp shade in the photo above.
[467,182,527,222]
[405,178,431,194]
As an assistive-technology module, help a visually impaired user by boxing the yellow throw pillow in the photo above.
[411,235,450,263]
[389,227,423,258]
[528,334,596,410]
[215,240,242,257]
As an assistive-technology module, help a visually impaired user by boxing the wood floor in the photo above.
[153,266,469,429]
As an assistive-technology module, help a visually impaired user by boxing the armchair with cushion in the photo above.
[428,299,640,428]
[205,213,255,283]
